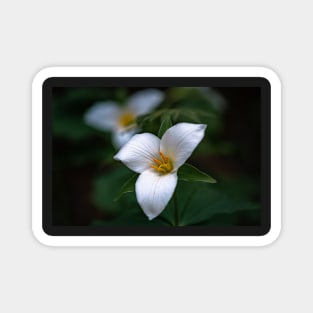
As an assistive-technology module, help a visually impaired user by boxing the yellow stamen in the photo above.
[152,157,162,165]
[159,151,168,163]
[118,111,136,128]
[150,164,159,171]
[150,151,173,175]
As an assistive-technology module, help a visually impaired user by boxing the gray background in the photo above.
[0,0,311,312]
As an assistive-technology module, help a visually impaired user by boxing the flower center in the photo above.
[118,111,136,128]
[150,151,173,174]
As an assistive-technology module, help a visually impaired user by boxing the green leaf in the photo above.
[158,116,172,137]
[178,163,217,183]
[174,180,260,226]
[92,167,136,213]
[137,108,215,129]
[114,174,138,201]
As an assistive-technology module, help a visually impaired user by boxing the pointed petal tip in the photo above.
[190,122,207,137]
[136,170,178,221]
[194,123,207,131]
[200,123,207,134]
[113,153,120,161]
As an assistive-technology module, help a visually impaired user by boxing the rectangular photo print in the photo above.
[43,77,270,237]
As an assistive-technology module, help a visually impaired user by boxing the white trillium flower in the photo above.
[84,89,164,148]
[114,123,207,220]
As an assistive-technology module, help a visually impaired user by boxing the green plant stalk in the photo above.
[174,191,179,226]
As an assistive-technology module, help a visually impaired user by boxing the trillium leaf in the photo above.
[114,174,138,202]
[92,167,136,213]
[175,180,260,226]
[178,163,217,183]
[158,116,172,138]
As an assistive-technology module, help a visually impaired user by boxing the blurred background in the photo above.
[52,86,261,226]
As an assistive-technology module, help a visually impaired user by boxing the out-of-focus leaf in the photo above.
[52,88,114,141]
[92,167,136,213]
[178,163,217,183]
[158,116,172,137]
[174,180,260,226]
[114,174,138,202]
[137,108,215,128]
[53,117,97,140]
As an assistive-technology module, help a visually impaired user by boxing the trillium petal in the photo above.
[84,101,120,131]
[160,123,207,170]
[112,128,138,149]
[127,89,164,116]
[136,169,178,220]
[114,133,160,173]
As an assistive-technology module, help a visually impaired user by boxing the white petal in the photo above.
[114,133,160,173]
[84,101,120,131]
[127,89,164,116]
[112,128,138,149]
[136,169,178,220]
[160,123,207,170]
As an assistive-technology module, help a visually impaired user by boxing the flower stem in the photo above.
[174,191,179,226]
